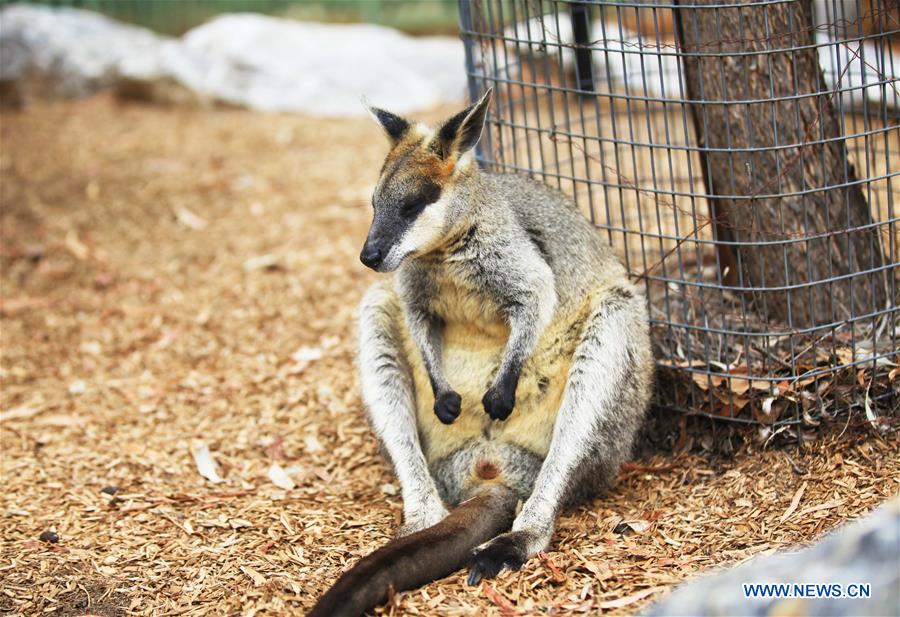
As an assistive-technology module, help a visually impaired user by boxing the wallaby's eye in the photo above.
[401,200,427,218]
[400,182,441,218]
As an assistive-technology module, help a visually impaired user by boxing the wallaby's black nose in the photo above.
[360,243,383,269]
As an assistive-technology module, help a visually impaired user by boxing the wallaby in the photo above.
[308,89,653,617]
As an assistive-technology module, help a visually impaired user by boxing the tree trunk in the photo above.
[675,0,888,329]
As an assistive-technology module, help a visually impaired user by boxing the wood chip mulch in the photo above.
[1,96,897,616]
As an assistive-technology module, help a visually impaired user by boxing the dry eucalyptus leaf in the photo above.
[267,462,296,490]
[190,440,223,484]
[243,253,282,272]
[292,346,323,363]
[174,206,208,230]
[240,565,266,587]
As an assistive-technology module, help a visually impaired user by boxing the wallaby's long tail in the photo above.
[307,485,518,617]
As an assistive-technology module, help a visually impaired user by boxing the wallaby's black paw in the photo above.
[467,533,528,585]
[434,390,462,424]
[482,384,515,421]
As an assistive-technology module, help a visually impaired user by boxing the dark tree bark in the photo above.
[675,0,888,328]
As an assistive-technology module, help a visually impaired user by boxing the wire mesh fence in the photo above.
[458,0,898,428]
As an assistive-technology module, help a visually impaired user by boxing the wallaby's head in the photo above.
[359,89,492,272]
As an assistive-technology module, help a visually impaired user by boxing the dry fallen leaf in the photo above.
[622,519,652,534]
[574,548,613,583]
[291,346,323,363]
[37,414,84,427]
[190,440,223,484]
[780,481,807,524]
[0,296,49,316]
[794,499,843,518]
[174,206,208,230]
[862,382,885,432]
[599,586,667,609]
[280,512,295,535]
[481,581,516,615]
[1,405,44,422]
[267,462,296,490]
[304,433,324,454]
[243,253,282,272]
[240,565,266,586]
[539,552,566,584]
[64,231,90,260]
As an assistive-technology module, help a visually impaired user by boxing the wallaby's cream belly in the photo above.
[396,282,592,465]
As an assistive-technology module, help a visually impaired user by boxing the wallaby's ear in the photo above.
[362,97,410,143]
[434,87,493,160]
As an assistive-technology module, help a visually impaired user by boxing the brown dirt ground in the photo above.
[1,96,898,616]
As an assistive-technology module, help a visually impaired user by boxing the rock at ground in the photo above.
[180,14,465,115]
[0,4,466,115]
[0,5,164,99]
[645,496,900,616]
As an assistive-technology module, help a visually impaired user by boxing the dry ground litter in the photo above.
[1,97,898,616]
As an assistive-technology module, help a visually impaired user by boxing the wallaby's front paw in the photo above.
[467,531,529,585]
[434,390,462,424]
[482,384,515,421]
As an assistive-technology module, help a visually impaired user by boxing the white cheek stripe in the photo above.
[384,195,451,269]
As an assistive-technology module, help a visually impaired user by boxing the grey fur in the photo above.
[357,284,449,535]
[432,440,544,505]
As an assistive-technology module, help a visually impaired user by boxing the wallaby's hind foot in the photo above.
[467,530,532,585]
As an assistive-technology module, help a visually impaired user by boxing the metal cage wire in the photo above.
[458,0,898,425]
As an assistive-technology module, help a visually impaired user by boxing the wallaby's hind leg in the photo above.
[468,287,652,582]
[358,282,449,536]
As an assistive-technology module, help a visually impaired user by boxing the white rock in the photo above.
[0,4,164,97]
[180,14,465,116]
[0,4,466,115]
